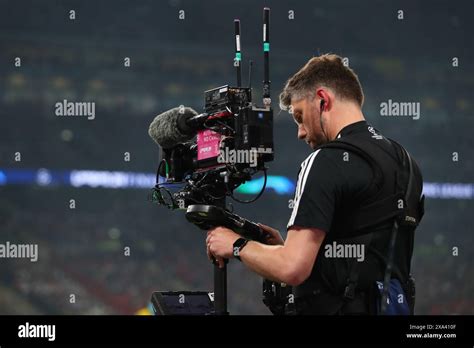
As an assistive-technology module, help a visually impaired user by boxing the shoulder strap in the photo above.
[379,147,415,314]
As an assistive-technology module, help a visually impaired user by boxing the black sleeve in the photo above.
[287,149,343,233]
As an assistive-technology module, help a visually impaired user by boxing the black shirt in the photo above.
[287,120,423,298]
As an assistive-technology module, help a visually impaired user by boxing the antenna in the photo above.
[234,19,242,87]
[262,7,271,107]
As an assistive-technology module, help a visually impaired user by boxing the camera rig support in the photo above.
[150,8,291,315]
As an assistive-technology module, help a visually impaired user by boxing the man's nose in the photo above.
[297,125,306,140]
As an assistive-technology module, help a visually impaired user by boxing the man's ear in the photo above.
[316,88,331,112]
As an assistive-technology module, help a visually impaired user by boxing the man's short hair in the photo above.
[279,54,364,111]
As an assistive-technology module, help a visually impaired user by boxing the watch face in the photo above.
[234,238,248,248]
[233,238,248,261]
[234,238,243,247]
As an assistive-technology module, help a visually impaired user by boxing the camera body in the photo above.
[155,85,274,209]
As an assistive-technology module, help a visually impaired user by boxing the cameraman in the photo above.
[206,54,424,315]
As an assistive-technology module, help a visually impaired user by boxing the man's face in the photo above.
[291,97,327,149]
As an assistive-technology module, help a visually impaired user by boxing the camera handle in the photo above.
[185,204,269,240]
[186,204,291,315]
[187,204,267,315]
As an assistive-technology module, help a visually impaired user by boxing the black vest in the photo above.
[293,130,424,314]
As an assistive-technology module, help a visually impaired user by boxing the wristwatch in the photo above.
[233,238,249,261]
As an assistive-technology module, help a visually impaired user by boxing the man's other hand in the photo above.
[258,223,284,245]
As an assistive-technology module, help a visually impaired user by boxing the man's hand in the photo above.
[258,223,284,245]
[206,226,240,268]
[207,224,325,285]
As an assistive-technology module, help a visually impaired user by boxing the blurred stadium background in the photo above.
[0,0,473,315]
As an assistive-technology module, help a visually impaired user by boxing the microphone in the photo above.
[148,106,208,149]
